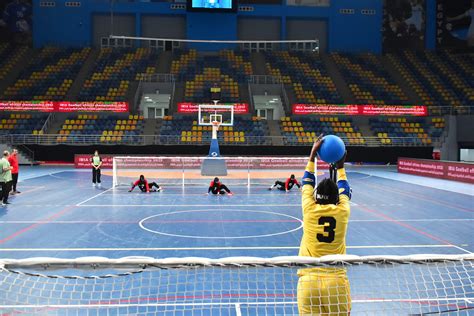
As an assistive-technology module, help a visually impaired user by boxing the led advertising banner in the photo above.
[0,101,129,112]
[292,104,428,116]
[177,103,249,114]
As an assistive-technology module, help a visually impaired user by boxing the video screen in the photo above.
[188,0,237,12]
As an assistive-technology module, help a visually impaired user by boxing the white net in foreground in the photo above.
[111,156,323,187]
[1,255,473,315]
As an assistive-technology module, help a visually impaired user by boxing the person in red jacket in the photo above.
[268,174,301,192]
[128,175,161,193]
[7,149,20,194]
[207,177,232,195]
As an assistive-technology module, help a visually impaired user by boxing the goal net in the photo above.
[111,156,324,187]
[0,255,472,315]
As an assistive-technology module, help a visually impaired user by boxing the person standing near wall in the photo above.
[8,149,20,194]
[91,150,102,188]
[0,150,13,206]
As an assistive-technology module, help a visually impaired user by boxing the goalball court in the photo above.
[0,164,472,315]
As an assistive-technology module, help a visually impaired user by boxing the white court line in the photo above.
[77,204,302,207]
[1,218,473,224]
[0,244,461,252]
[1,298,472,309]
[235,303,242,316]
[76,188,113,206]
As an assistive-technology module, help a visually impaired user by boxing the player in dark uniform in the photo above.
[207,177,233,195]
[269,174,301,192]
[129,175,161,193]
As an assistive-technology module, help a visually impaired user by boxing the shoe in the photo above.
[98,184,102,188]
[157,188,162,192]
[10,191,15,195]
[14,191,20,194]
[268,187,272,191]
[228,192,233,196]
[1,203,5,207]
[4,201,10,205]
[92,183,96,187]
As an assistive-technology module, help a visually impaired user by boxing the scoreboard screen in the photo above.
[187,0,237,12]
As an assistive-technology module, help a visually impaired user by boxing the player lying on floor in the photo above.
[268,174,301,192]
[207,177,233,195]
[297,135,352,315]
[129,175,162,193]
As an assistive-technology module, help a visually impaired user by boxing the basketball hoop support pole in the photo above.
[208,122,221,158]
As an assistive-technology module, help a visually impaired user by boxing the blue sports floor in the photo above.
[0,165,473,315]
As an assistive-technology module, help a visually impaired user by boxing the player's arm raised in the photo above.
[301,135,323,215]
[336,152,351,209]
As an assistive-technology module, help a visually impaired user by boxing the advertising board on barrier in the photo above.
[0,101,129,112]
[398,158,474,184]
[74,155,328,169]
[292,104,428,116]
[177,103,249,114]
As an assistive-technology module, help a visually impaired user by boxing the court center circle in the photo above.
[138,209,303,239]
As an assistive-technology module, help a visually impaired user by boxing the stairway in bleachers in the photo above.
[320,54,355,104]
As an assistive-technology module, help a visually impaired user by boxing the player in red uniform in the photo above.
[207,177,233,195]
[268,174,301,192]
[128,175,161,193]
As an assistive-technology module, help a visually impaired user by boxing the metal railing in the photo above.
[0,134,439,148]
[427,106,473,116]
[139,73,176,83]
[40,113,56,134]
[248,75,283,85]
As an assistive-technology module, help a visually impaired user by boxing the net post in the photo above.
[181,158,185,188]
[112,157,117,187]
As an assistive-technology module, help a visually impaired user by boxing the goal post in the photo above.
[1,254,473,315]
[111,156,321,187]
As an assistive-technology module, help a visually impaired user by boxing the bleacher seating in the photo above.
[2,47,90,101]
[0,43,28,80]
[171,50,252,103]
[387,50,474,109]
[79,48,159,102]
[0,113,47,136]
[369,117,436,146]
[264,51,343,104]
[56,114,145,144]
[280,116,365,146]
[159,115,270,145]
[331,53,409,105]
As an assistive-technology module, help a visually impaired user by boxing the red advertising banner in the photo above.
[57,102,128,112]
[177,103,249,114]
[398,158,474,184]
[292,104,427,116]
[0,101,129,112]
[0,101,55,112]
[74,155,328,170]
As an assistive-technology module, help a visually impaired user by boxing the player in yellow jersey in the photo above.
[297,136,352,315]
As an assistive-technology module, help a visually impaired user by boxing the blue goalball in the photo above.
[317,135,346,163]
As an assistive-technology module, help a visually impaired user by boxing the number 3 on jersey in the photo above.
[317,216,336,243]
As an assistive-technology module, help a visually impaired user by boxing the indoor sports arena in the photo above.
[0,0,472,315]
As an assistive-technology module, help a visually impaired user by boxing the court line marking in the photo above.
[1,298,472,309]
[360,181,474,213]
[0,205,76,245]
[1,218,472,224]
[77,204,303,207]
[235,303,242,316]
[139,210,303,239]
[355,201,473,254]
[0,244,461,251]
[76,188,113,206]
